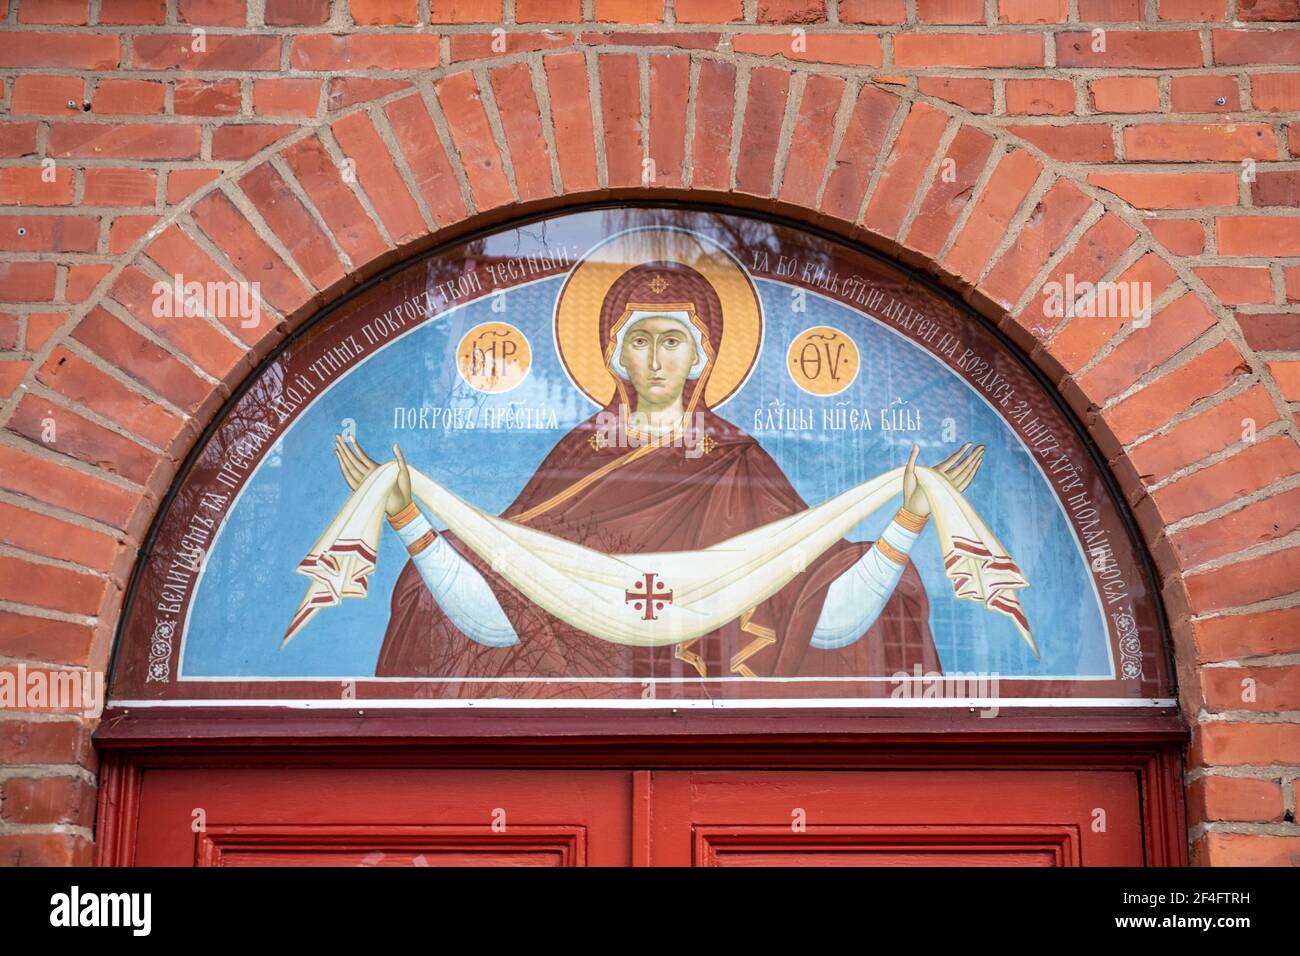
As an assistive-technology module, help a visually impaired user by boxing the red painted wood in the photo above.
[97,709,1187,867]
[649,771,1143,866]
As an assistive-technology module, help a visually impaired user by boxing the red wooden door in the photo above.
[646,770,1144,866]
[128,766,1143,866]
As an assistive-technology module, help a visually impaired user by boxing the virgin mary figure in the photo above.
[326,244,989,698]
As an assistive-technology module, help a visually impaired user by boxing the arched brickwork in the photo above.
[0,2,1297,867]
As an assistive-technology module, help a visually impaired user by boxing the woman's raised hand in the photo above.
[902,442,986,518]
[334,434,412,516]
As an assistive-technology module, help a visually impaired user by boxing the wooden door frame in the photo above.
[92,707,1188,866]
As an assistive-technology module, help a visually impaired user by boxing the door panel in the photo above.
[647,770,1144,866]
[128,767,1144,866]
[133,768,630,866]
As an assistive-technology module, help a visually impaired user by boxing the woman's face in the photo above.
[618,315,699,408]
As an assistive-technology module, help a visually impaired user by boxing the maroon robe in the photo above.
[376,405,939,698]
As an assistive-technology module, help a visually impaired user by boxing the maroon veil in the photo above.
[375,261,939,697]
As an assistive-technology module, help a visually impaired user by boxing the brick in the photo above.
[1077,293,1220,403]
[236,166,344,294]
[213,124,295,160]
[1125,380,1279,473]
[1155,434,1300,525]
[894,33,1043,68]
[1089,76,1159,113]
[281,135,388,268]
[1252,73,1300,111]
[1188,776,1283,825]
[36,345,183,448]
[49,123,200,161]
[0,262,57,302]
[19,0,90,23]
[1238,312,1300,350]
[11,75,84,115]
[1195,266,1272,305]
[917,77,994,113]
[167,168,221,204]
[1253,171,1300,210]
[0,500,117,570]
[593,0,661,20]
[449,31,574,62]
[1124,123,1275,161]
[84,167,157,207]
[0,215,97,254]
[1160,0,1227,18]
[735,67,792,197]
[983,179,1093,309]
[675,0,744,20]
[690,58,737,192]
[904,127,997,259]
[916,0,984,23]
[290,34,440,71]
[0,122,40,158]
[1213,28,1300,64]
[65,267,111,304]
[863,102,949,239]
[1218,215,1300,255]
[178,0,247,24]
[1007,123,1115,161]
[265,0,330,23]
[516,0,582,20]
[91,79,165,115]
[1078,0,1143,18]
[0,166,74,206]
[1057,30,1203,68]
[330,110,427,243]
[430,0,502,19]
[133,34,279,70]
[1088,171,1238,209]
[1005,78,1074,115]
[1192,606,1300,662]
[73,306,209,412]
[756,0,826,22]
[1015,212,1138,340]
[383,94,469,227]
[1195,833,1300,867]
[1268,358,1300,400]
[0,32,119,69]
[732,33,883,66]
[191,191,312,315]
[1237,0,1300,20]
[173,79,241,117]
[0,834,93,867]
[1000,0,1067,21]
[253,78,323,118]
[597,54,643,189]
[435,70,514,209]
[1170,74,1239,112]
[0,611,96,667]
[99,0,168,22]
[1197,720,1300,765]
[0,716,95,765]
[0,440,136,529]
[0,554,106,615]
[328,78,412,110]
[109,214,158,255]
[1147,218,1205,256]
[943,149,1042,283]
[490,62,556,200]
[1173,487,1300,566]
[0,776,95,827]
[0,313,16,349]
[348,0,419,24]
[543,53,599,193]
[776,75,845,208]
[9,392,158,485]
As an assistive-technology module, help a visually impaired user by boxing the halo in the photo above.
[553,226,763,409]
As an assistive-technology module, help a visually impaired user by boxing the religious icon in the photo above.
[284,228,1034,696]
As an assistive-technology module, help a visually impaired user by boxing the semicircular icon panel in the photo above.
[111,207,1173,711]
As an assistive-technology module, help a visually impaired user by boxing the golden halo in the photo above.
[553,226,763,409]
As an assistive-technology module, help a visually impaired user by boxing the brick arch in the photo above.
[2,48,1295,866]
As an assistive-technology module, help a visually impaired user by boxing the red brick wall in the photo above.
[0,0,1297,866]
